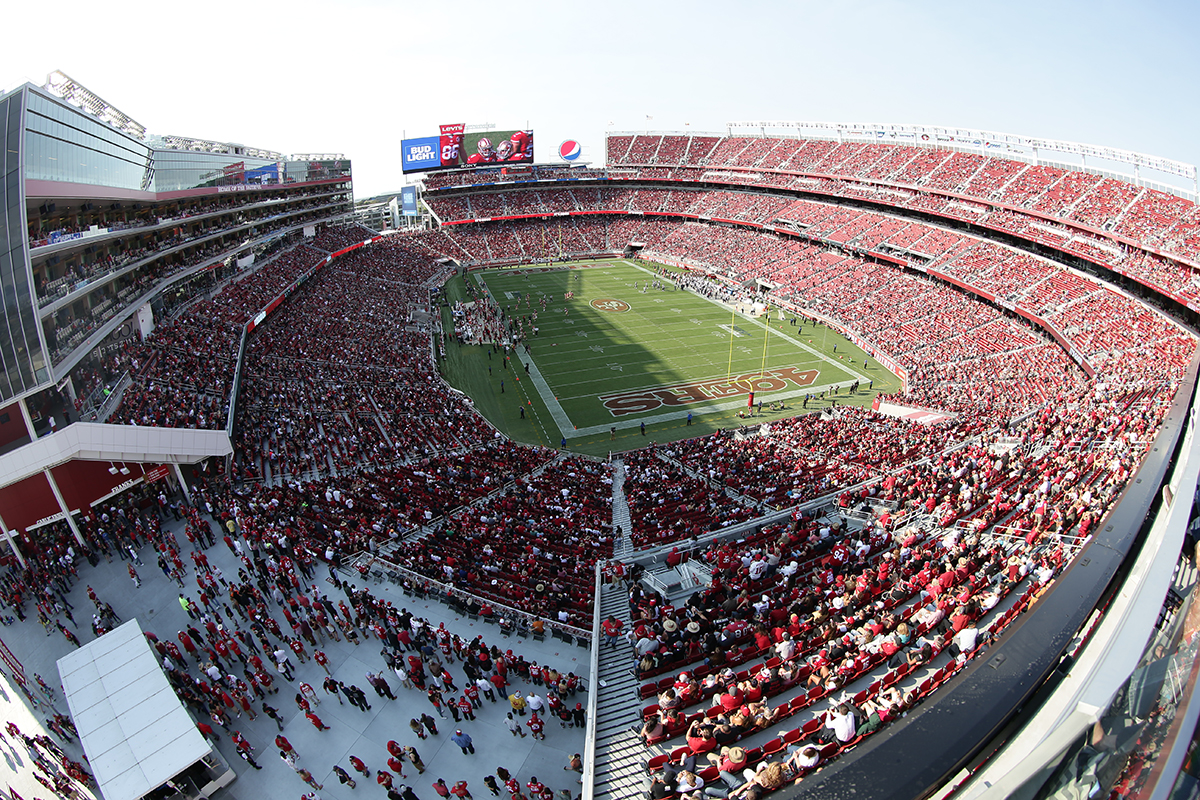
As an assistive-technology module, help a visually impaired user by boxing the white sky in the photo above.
[2,0,1196,198]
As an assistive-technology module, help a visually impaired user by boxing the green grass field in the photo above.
[437,260,902,456]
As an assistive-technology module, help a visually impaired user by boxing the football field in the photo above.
[438,260,901,455]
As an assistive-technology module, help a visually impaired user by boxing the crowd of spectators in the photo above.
[232,237,484,481]
[0,462,589,800]
[425,179,1200,317]
[421,219,611,265]
[42,208,347,367]
[309,224,377,253]
[422,164,606,191]
[617,343,1185,782]
[429,196,1191,423]
[580,133,1200,298]
[415,200,1190,443]
[385,457,612,627]
[623,473,1063,784]
[5,196,1199,791]
[623,450,760,548]
[108,244,332,429]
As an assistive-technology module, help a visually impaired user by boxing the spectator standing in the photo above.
[450,729,475,755]
[333,764,356,788]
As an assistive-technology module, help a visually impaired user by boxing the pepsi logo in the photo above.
[559,140,582,161]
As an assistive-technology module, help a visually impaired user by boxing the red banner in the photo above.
[144,465,171,484]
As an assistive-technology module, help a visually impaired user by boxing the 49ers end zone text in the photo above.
[600,366,819,417]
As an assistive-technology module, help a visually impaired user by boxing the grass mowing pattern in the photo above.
[438,260,903,456]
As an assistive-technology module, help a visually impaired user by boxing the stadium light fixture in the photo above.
[44,70,147,140]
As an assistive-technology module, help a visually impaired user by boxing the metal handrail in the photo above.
[582,563,603,800]
[346,552,593,641]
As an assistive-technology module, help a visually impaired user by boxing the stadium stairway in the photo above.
[611,458,634,560]
[591,580,645,800]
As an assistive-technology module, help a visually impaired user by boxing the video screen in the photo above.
[402,124,534,173]
[458,129,534,167]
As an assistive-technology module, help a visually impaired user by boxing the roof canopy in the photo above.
[58,619,210,800]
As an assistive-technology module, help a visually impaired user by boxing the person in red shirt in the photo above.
[718,684,743,713]
[313,649,330,675]
[685,719,718,755]
[237,692,256,719]
[526,713,545,740]
[451,779,473,798]
[255,669,275,695]
[377,770,394,789]
[433,778,452,797]
[275,734,293,753]
[306,711,329,731]
[299,681,319,706]
[508,130,532,160]
[602,616,624,648]
[387,756,407,777]
[348,754,370,777]
[289,637,309,663]
[458,696,474,721]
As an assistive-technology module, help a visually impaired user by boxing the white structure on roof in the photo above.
[57,618,231,800]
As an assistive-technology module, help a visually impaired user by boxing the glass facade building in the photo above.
[24,92,153,191]
[0,88,49,400]
[0,78,352,409]
[152,150,282,192]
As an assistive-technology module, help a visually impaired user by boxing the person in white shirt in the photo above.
[788,745,820,770]
[775,634,796,661]
[950,626,979,658]
[822,704,857,743]
[636,635,660,657]
[748,558,768,582]
[675,770,704,798]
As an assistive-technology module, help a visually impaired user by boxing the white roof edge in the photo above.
[0,423,232,492]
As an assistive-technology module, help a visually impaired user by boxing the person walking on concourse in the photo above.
[450,729,475,755]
